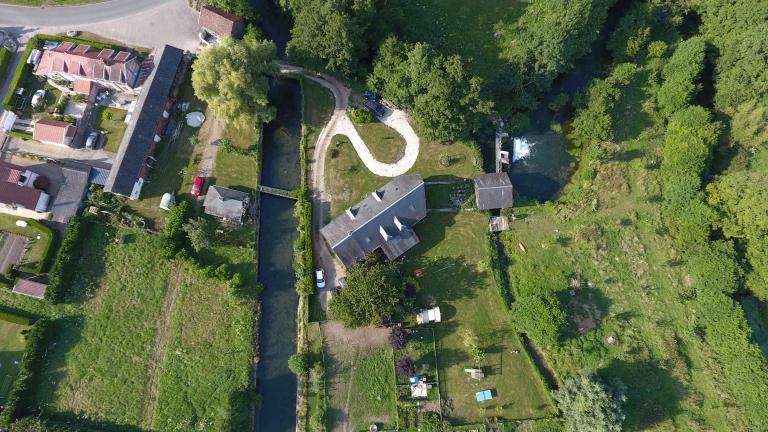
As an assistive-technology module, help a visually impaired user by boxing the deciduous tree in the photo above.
[192,37,278,129]
[327,257,401,327]
[554,372,626,432]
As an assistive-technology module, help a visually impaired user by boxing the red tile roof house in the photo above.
[0,160,51,218]
[198,5,246,43]
[34,42,142,94]
[33,118,77,146]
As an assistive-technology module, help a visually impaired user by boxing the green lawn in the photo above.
[0,319,31,405]
[354,121,406,164]
[152,264,255,431]
[215,125,260,193]
[0,215,53,272]
[302,77,335,146]
[95,107,128,153]
[405,212,555,423]
[34,224,172,426]
[325,344,397,431]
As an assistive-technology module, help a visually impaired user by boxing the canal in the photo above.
[253,81,303,432]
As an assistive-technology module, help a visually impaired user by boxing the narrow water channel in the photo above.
[254,78,302,432]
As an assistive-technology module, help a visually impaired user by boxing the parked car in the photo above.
[315,269,326,289]
[364,100,386,117]
[66,30,80,37]
[85,131,99,150]
[191,176,205,196]
[31,89,46,107]
[363,90,380,101]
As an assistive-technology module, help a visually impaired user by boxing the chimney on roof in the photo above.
[379,225,391,241]
[345,207,357,220]
[372,190,383,202]
[394,216,404,231]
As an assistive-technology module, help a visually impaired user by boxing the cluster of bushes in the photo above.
[367,37,493,141]
[657,37,707,118]
[0,47,11,86]
[293,129,314,296]
[219,138,259,160]
[9,418,82,432]
[347,107,376,124]
[46,216,90,303]
[0,319,50,426]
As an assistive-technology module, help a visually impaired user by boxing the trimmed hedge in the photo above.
[17,219,57,274]
[2,36,38,111]
[0,319,50,426]
[46,216,90,303]
[0,311,34,326]
[5,131,33,140]
[0,47,12,86]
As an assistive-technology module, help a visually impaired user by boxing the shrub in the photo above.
[510,293,568,347]
[72,93,87,104]
[161,201,191,257]
[395,357,415,377]
[657,37,707,119]
[46,216,89,303]
[388,326,409,350]
[327,257,401,327]
[288,353,309,377]
[554,372,626,432]
[348,107,376,124]
[0,320,50,426]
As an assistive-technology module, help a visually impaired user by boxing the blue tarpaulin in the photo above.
[475,390,492,402]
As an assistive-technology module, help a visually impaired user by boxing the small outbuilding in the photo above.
[13,279,48,300]
[416,306,441,325]
[203,185,250,223]
[199,5,246,42]
[474,172,514,210]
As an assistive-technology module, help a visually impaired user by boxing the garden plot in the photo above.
[320,321,396,432]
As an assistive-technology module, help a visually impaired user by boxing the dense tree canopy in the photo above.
[658,37,707,118]
[554,373,626,432]
[192,37,278,129]
[282,0,402,76]
[367,37,493,140]
[495,0,615,109]
[328,258,401,327]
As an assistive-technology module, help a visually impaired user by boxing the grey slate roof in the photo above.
[203,185,250,222]
[321,175,426,267]
[50,163,91,222]
[104,45,184,196]
[474,173,514,210]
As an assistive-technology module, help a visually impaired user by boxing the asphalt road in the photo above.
[0,0,174,26]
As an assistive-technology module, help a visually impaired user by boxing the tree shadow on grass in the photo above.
[63,222,112,305]
[33,316,84,411]
[600,358,686,430]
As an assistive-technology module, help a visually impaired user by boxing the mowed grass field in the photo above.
[32,224,255,430]
[404,212,555,423]
[0,320,31,405]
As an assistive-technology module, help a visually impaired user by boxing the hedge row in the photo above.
[46,216,90,303]
[293,128,315,296]
[5,131,32,140]
[0,48,12,86]
[0,319,50,426]
[17,219,57,274]
[658,37,707,118]
[486,232,512,309]
[1,36,38,111]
